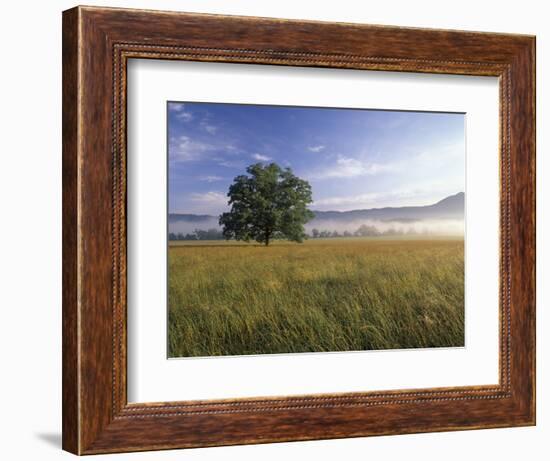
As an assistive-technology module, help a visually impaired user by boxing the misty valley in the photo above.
[166,101,466,358]
[168,192,465,241]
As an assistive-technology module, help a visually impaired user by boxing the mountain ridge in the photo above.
[169,192,465,223]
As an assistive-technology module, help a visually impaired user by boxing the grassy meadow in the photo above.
[168,237,465,357]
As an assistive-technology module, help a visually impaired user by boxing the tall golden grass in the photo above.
[168,237,464,357]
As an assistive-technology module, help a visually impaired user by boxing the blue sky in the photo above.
[168,102,464,215]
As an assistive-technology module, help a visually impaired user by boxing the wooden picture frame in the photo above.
[62,5,535,455]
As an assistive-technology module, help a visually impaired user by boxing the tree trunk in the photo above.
[265,229,270,246]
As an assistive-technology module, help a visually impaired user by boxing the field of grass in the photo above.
[168,237,464,357]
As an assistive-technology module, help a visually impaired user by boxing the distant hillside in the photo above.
[312,192,464,223]
[168,192,465,236]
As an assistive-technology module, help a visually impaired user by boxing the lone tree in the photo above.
[219,163,314,246]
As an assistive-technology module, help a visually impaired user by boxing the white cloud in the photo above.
[251,153,272,162]
[201,121,218,134]
[307,145,325,153]
[311,155,393,179]
[190,191,227,204]
[314,192,381,208]
[218,159,246,169]
[169,103,194,122]
[169,136,215,162]
[169,136,239,164]
[199,175,224,183]
[174,191,230,215]
[169,102,185,112]
[178,111,193,122]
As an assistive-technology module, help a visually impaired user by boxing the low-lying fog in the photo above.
[305,218,464,236]
[169,218,464,237]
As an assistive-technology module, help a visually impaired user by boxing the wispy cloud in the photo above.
[311,155,394,180]
[169,103,194,122]
[178,112,193,122]
[201,121,218,134]
[218,159,246,169]
[198,175,224,183]
[190,191,227,205]
[169,102,185,112]
[169,134,240,164]
[251,153,272,162]
[307,145,325,153]
[169,135,216,162]
[314,192,381,208]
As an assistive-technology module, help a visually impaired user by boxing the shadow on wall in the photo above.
[35,432,61,448]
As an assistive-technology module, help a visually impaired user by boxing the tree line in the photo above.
[169,224,425,241]
[169,228,224,241]
[310,224,423,239]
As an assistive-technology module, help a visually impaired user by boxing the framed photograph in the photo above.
[62,6,535,455]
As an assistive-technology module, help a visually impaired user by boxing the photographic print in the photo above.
[167,102,465,358]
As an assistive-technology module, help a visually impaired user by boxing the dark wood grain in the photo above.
[62,5,536,455]
[62,7,79,454]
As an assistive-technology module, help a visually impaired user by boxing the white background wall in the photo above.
[0,1,546,459]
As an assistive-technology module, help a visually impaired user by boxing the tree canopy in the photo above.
[219,163,314,246]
